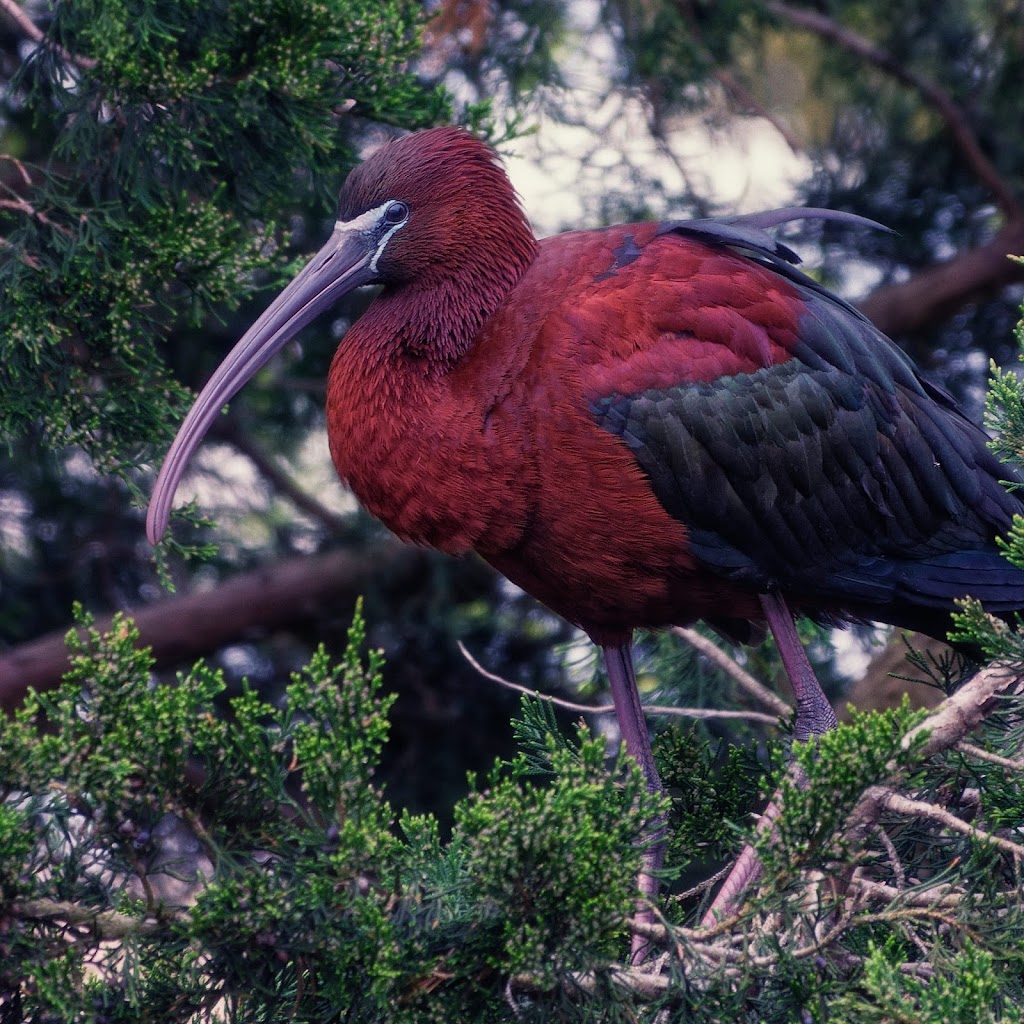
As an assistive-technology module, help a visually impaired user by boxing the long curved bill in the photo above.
[147,224,379,544]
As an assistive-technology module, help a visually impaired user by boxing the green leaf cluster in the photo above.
[0,607,664,1021]
[3,597,1024,1021]
[0,0,449,530]
[454,709,666,978]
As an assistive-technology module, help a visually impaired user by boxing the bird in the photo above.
[148,126,1024,936]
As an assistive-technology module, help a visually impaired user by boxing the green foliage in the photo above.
[762,702,925,868]
[656,726,778,867]
[952,318,1024,661]
[455,702,666,977]
[0,610,660,1020]
[5,603,1024,1022]
[836,939,1024,1024]
[0,0,449,544]
[5,3,1024,1021]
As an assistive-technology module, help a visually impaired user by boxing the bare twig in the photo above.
[0,153,33,186]
[0,234,42,269]
[672,864,732,903]
[0,0,97,71]
[765,1,1021,218]
[851,877,963,909]
[457,642,780,725]
[956,741,1024,771]
[875,825,907,890]
[13,898,183,939]
[0,195,73,236]
[510,965,672,1001]
[870,786,1024,860]
[671,627,792,718]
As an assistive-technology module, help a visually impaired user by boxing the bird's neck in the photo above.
[325,221,538,549]
[366,239,539,373]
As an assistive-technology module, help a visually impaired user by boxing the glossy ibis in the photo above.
[148,126,1024,940]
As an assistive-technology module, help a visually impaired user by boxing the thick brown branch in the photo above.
[765,1,1021,218]
[0,542,426,709]
[857,219,1024,340]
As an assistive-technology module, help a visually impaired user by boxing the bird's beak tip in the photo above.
[144,226,378,549]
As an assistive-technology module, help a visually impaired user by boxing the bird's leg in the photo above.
[701,593,837,926]
[759,591,838,741]
[603,643,667,964]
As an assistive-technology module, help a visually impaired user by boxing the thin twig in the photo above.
[511,966,673,1000]
[871,786,1024,860]
[672,627,792,718]
[875,824,907,890]
[672,864,732,903]
[0,0,97,71]
[457,642,780,725]
[0,153,33,186]
[956,741,1024,771]
[0,234,42,269]
[852,877,963,909]
[0,195,73,236]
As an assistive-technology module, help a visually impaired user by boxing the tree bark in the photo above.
[0,542,427,710]
[857,218,1024,340]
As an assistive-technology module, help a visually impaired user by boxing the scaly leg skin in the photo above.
[760,591,838,740]
[700,592,837,926]
[604,643,667,964]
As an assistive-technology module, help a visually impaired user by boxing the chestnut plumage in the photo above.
[149,127,1024,941]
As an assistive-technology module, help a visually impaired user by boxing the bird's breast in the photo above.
[325,339,536,555]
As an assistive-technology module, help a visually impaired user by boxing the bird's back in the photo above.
[480,217,1024,643]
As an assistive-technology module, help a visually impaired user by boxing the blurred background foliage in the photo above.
[3,0,1024,1019]
[1,0,1023,824]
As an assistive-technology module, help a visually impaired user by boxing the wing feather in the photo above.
[586,215,1024,624]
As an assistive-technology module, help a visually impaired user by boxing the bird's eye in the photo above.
[383,201,409,225]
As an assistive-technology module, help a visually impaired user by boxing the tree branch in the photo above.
[12,898,183,939]
[0,0,97,72]
[765,1,1021,218]
[857,218,1024,340]
[457,641,781,725]
[672,626,793,718]
[0,542,427,708]
[870,786,1024,860]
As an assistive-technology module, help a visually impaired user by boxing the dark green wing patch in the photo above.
[591,288,1024,618]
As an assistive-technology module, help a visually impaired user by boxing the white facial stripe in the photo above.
[335,202,391,235]
[369,220,406,273]
[333,200,408,274]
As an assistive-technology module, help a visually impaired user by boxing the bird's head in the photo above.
[335,126,534,287]
[146,127,535,544]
